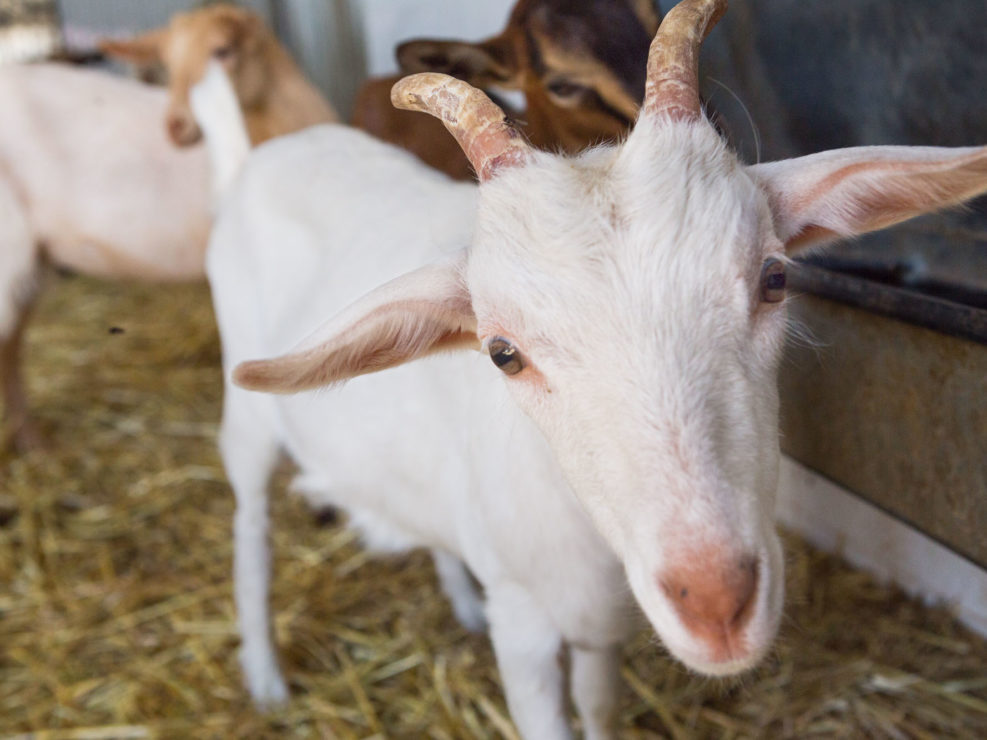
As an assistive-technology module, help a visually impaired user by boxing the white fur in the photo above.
[207,127,633,733]
[0,64,212,285]
[198,66,987,739]
[189,61,251,206]
[0,63,212,448]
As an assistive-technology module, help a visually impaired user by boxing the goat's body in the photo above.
[0,63,211,450]
[208,126,631,733]
[0,64,211,281]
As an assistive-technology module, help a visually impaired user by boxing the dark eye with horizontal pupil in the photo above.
[547,80,586,98]
[212,45,234,60]
[488,337,524,375]
[760,258,786,303]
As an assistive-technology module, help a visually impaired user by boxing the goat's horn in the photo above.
[643,0,727,121]
[391,73,530,181]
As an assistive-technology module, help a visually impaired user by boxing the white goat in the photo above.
[199,0,987,737]
[0,63,211,450]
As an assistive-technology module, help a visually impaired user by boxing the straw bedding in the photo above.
[2,271,986,739]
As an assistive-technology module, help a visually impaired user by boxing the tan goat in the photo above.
[102,3,338,147]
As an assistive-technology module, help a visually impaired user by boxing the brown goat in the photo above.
[352,0,660,179]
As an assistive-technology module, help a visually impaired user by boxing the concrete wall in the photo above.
[59,0,271,43]
[700,0,987,297]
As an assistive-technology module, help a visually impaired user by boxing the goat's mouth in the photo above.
[664,550,784,677]
[670,635,772,677]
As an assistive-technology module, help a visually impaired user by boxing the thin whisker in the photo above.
[708,76,761,164]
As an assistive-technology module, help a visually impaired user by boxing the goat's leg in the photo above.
[219,389,287,707]
[431,549,486,632]
[0,174,41,453]
[570,643,621,740]
[486,583,571,740]
[1,291,40,453]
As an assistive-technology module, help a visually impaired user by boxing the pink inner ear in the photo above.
[753,145,987,253]
[234,295,478,394]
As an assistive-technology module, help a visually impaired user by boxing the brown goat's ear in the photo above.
[100,28,167,66]
[234,254,478,394]
[397,37,519,89]
[628,0,662,34]
[226,9,265,51]
[749,145,987,253]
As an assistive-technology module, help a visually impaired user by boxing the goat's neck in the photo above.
[245,42,339,145]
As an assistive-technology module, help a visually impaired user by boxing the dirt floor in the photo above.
[1,273,986,739]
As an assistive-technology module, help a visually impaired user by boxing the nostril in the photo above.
[730,556,758,627]
[660,553,760,633]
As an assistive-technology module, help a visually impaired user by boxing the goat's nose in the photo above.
[166,115,200,146]
[166,115,186,143]
[659,554,758,655]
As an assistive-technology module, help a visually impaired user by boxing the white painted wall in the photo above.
[59,0,271,47]
[282,0,513,121]
[351,0,513,78]
[778,456,987,638]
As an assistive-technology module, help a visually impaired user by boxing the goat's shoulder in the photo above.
[236,123,470,208]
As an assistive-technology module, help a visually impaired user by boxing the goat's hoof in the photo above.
[0,496,18,528]
[242,648,290,710]
[248,674,290,711]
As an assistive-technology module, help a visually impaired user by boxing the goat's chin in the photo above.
[653,611,780,680]
[667,640,771,678]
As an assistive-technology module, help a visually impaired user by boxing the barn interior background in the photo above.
[1,0,986,737]
[0,0,514,115]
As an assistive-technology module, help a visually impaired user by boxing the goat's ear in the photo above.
[628,0,663,35]
[227,9,265,52]
[748,145,987,253]
[100,28,167,66]
[234,254,477,394]
[397,37,519,89]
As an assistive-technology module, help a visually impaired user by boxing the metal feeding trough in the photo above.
[779,252,987,570]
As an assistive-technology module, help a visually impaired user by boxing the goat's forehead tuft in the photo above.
[473,122,767,265]
[468,122,774,346]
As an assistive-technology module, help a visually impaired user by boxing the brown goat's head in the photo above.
[397,0,659,153]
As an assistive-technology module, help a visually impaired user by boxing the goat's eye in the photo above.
[488,337,524,376]
[212,45,234,60]
[760,258,786,303]
[546,79,588,100]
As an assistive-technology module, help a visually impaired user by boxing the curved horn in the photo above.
[392,73,530,181]
[643,0,727,122]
